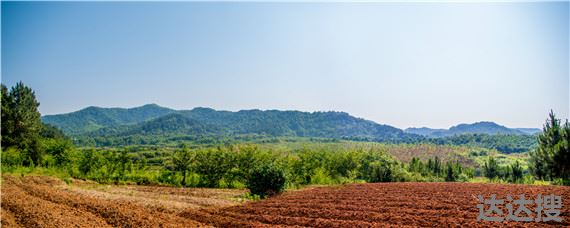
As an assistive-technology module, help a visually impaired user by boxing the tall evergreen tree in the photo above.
[530,110,570,181]
[510,160,523,183]
[484,156,499,179]
[1,84,13,148]
[1,82,43,165]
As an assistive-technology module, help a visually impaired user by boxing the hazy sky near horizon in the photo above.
[2,2,568,129]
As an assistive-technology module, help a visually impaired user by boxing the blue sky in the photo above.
[2,2,568,129]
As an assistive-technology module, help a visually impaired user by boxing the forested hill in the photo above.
[43,104,539,152]
[42,104,175,135]
[405,121,539,137]
[42,104,413,142]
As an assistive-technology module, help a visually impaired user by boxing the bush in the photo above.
[310,167,335,185]
[157,169,179,186]
[367,161,393,182]
[2,147,24,166]
[246,163,286,197]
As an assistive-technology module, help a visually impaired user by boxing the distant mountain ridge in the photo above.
[405,121,540,138]
[43,104,539,143]
[42,104,410,142]
[42,104,175,135]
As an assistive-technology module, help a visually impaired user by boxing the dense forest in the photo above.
[2,82,569,198]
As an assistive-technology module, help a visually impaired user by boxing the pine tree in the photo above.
[484,156,499,179]
[1,82,43,165]
[1,84,13,148]
[530,110,570,181]
[510,160,523,183]
[445,161,455,182]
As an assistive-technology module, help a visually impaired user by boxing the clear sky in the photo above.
[2,2,568,129]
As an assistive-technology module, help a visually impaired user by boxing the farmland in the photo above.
[181,182,570,227]
[3,1,569,227]
[0,175,247,227]
[2,175,569,227]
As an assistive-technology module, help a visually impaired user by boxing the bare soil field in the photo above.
[2,176,569,227]
[0,175,246,227]
[182,182,570,227]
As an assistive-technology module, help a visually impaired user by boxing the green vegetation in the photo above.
[44,106,411,144]
[406,121,534,137]
[40,104,175,135]
[2,82,565,199]
[430,133,537,154]
[43,107,537,154]
[529,111,570,184]
[246,163,286,197]
[1,82,72,167]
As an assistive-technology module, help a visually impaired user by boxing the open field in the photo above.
[2,175,569,227]
[182,182,570,227]
[0,175,247,227]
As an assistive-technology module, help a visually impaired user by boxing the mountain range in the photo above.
[42,104,540,141]
[405,122,541,138]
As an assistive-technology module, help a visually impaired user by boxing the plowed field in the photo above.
[2,176,569,227]
[0,175,246,227]
[181,182,570,227]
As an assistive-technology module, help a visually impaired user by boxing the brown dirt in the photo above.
[1,207,23,228]
[67,180,248,213]
[180,182,570,227]
[3,175,569,227]
[0,175,246,227]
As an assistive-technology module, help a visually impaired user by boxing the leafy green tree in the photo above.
[194,148,234,187]
[228,145,272,186]
[78,149,101,176]
[44,138,73,166]
[170,147,195,186]
[117,149,132,180]
[327,150,359,179]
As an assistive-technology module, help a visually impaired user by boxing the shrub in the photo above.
[310,167,335,185]
[246,163,286,197]
[367,161,393,182]
[2,147,24,166]
[157,169,179,186]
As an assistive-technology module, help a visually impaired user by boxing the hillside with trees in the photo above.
[405,121,538,137]
[43,105,539,153]
[44,105,416,143]
[41,104,175,135]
